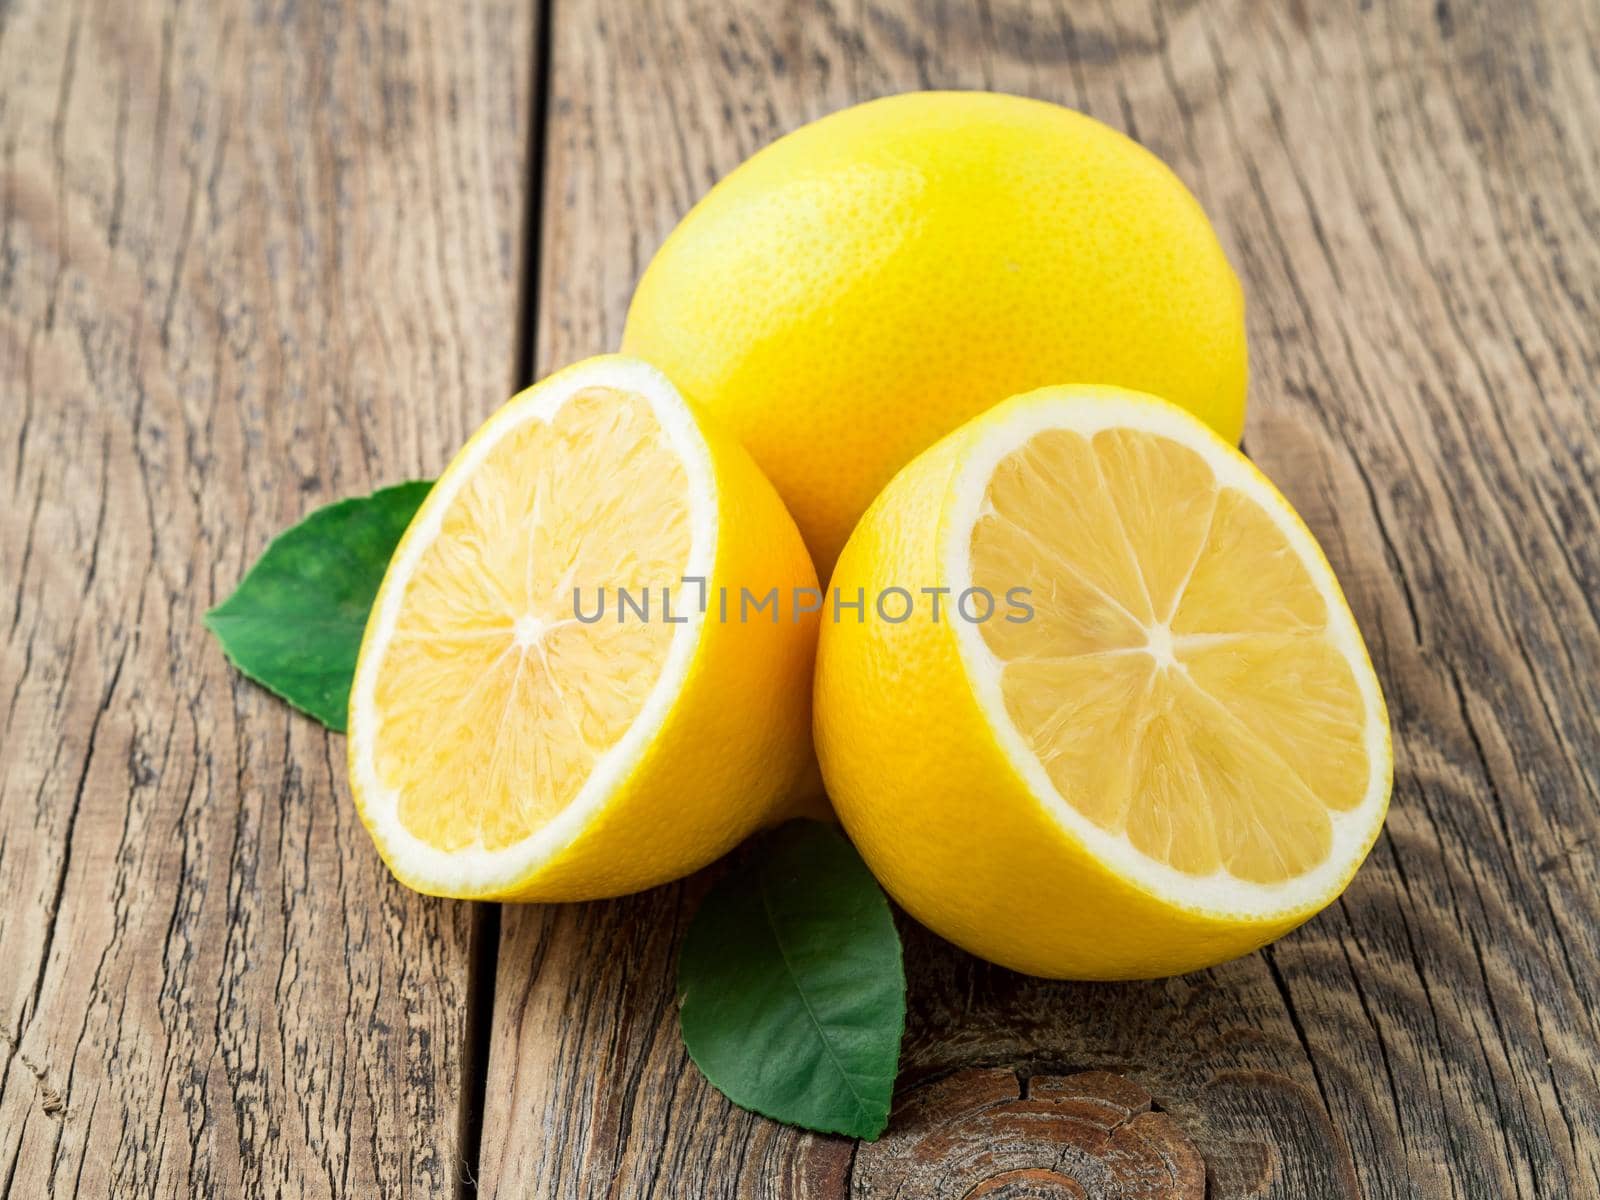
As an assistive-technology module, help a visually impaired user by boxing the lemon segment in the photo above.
[968,424,1365,887]
[350,356,818,901]
[815,385,1391,979]
[374,386,691,854]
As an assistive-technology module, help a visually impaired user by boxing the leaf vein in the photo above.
[756,869,877,1122]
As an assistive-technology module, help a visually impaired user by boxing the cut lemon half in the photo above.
[349,356,818,901]
[814,385,1390,978]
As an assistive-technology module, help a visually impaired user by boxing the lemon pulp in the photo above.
[968,426,1370,885]
[370,386,691,853]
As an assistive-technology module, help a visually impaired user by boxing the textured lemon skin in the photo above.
[813,389,1389,980]
[349,356,819,902]
[622,90,1247,575]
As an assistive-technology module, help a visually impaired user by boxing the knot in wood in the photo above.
[963,1167,1089,1198]
[852,1068,1204,1200]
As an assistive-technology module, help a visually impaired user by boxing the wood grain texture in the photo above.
[484,0,1600,1196]
[0,0,533,1195]
[7,0,1600,1195]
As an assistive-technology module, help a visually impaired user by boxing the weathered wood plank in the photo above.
[0,0,534,1194]
[484,1,1600,1196]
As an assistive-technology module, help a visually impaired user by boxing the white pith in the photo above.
[945,389,1390,920]
[347,357,717,895]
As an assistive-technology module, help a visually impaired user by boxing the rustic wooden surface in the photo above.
[0,0,534,1194]
[4,0,1599,1197]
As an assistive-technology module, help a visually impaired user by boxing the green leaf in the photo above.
[205,481,432,731]
[678,820,905,1140]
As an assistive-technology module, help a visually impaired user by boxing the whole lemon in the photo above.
[623,90,1247,574]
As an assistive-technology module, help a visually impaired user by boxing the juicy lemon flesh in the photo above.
[970,427,1370,885]
[371,387,691,853]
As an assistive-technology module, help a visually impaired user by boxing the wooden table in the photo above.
[4,1,1598,1195]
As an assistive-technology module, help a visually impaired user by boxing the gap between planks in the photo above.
[458,0,558,1195]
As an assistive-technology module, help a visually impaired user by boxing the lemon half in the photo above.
[349,356,818,901]
[815,386,1390,978]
